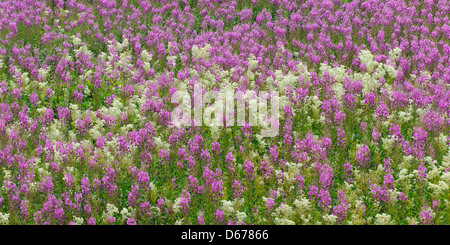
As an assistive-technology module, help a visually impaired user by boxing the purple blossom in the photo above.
[244,160,255,179]
[318,189,331,209]
[356,145,370,169]
[214,209,225,224]
[420,209,433,225]
[417,165,427,182]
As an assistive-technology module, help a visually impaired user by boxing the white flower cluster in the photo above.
[437,133,449,153]
[0,212,9,225]
[428,181,449,197]
[102,203,119,222]
[88,119,105,140]
[173,197,181,214]
[220,199,246,222]
[248,55,259,71]
[74,44,94,62]
[116,38,129,53]
[69,104,82,126]
[154,137,170,151]
[381,137,396,155]
[120,207,134,222]
[3,169,11,180]
[319,63,349,83]
[71,35,82,46]
[388,47,402,62]
[318,49,399,99]
[274,217,295,225]
[48,119,64,141]
[235,211,247,223]
[296,62,311,82]
[192,44,212,61]
[397,110,413,124]
[221,200,235,215]
[359,50,377,73]
[332,82,345,101]
[406,217,419,225]
[375,213,393,225]
[307,95,322,118]
[20,72,30,89]
[284,162,302,185]
[72,216,84,225]
[322,214,338,225]
[103,39,133,76]
[141,49,153,74]
[443,149,450,169]
[275,203,294,219]
[359,49,398,82]
[277,70,298,96]
[293,197,311,214]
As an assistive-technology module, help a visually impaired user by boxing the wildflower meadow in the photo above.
[0,0,450,226]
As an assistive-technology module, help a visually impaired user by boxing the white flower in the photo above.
[104,203,119,220]
[21,72,30,85]
[48,121,63,141]
[84,86,90,95]
[375,213,393,225]
[173,197,181,214]
[111,98,123,110]
[150,182,157,195]
[3,169,11,180]
[382,137,395,154]
[192,45,201,60]
[143,62,150,74]
[192,44,211,60]
[70,104,81,123]
[154,137,165,149]
[376,164,385,175]
[406,217,418,225]
[38,68,48,80]
[416,107,429,118]
[274,217,295,225]
[99,52,107,61]
[235,211,247,222]
[0,212,10,225]
[359,49,377,72]
[428,182,448,196]
[106,204,118,214]
[88,126,101,140]
[72,216,84,225]
[71,35,82,46]
[331,82,345,101]
[65,166,74,174]
[388,47,402,62]
[248,57,258,70]
[441,168,450,182]
[323,214,338,225]
[121,208,131,220]
[308,95,322,117]
[221,200,234,215]
[384,64,397,78]
[398,111,412,123]
[437,133,448,152]
[294,197,311,213]
[122,38,129,48]
[427,164,440,180]
[276,203,294,219]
